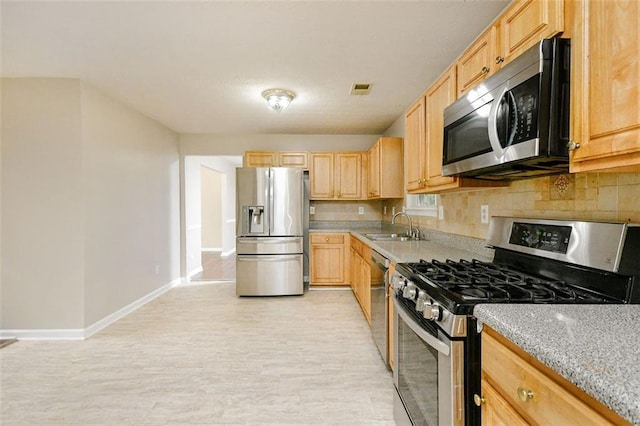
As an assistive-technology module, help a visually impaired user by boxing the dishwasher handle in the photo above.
[371,250,390,270]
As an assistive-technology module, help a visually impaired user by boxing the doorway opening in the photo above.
[184,155,242,282]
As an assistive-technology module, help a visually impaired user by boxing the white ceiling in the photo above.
[1,0,510,135]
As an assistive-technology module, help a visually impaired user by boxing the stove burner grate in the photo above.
[403,258,610,304]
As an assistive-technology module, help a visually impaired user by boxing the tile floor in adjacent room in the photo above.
[0,282,395,425]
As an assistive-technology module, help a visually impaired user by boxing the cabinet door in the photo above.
[426,66,458,189]
[368,141,381,198]
[480,380,528,426]
[570,0,640,172]
[378,137,404,198]
[310,153,335,199]
[482,331,615,425]
[499,0,564,65]
[243,151,277,167]
[278,152,308,168]
[350,246,359,298]
[405,97,426,192]
[310,234,345,285]
[335,153,361,199]
[457,25,498,97]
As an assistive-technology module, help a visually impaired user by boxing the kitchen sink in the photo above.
[364,233,417,242]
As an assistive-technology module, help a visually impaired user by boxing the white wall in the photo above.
[201,167,222,249]
[1,78,85,329]
[184,156,239,278]
[1,78,180,332]
[81,83,180,326]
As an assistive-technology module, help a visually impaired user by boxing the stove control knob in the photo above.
[403,284,417,300]
[415,291,428,312]
[425,303,443,321]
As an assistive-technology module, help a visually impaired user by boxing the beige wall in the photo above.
[80,82,180,326]
[180,133,379,155]
[201,166,222,249]
[1,78,180,331]
[2,78,85,329]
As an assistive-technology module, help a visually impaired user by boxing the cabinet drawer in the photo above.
[311,233,344,244]
[482,332,613,425]
[351,236,363,256]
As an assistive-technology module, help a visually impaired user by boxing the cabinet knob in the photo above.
[325,237,329,242]
[517,387,534,402]
[473,394,486,406]
[495,56,505,64]
[481,66,490,75]
[567,140,581,151]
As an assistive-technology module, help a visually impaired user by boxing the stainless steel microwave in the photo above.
[442,38,570,180]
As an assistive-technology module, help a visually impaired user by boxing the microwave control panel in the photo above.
[509,222,572,254]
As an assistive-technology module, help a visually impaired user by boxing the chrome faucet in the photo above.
[392,211,419,239]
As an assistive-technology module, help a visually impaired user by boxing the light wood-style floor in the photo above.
[0,282,395,425]
[191,253,236,281]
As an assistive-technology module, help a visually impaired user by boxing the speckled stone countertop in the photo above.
[309,226,493,263]
[474,304,640,424]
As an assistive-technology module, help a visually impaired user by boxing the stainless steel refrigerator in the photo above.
[236,167,304,296]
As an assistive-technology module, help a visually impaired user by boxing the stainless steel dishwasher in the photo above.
[370,249,390,369]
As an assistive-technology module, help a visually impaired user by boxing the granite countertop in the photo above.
[474,304,640,424]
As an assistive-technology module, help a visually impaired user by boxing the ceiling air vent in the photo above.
[350,83,372,95]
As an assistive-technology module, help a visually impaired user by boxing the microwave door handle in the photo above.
[487,86,508,159]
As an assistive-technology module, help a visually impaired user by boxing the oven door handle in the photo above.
[394,298,450,356]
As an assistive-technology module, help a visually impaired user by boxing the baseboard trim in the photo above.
[83,278,181,339]
[221,248,236,257]
[0,277,181,341]
[186,266,204,281]
[0,328,85,340]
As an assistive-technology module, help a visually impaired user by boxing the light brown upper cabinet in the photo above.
[456,0,564,98]
[410,66,505,193]
[498,0,564,66]
[457,25,499,97]
[243,151,308,168]
[278,152,309,168]
[243,151,278,167]
[568,0,640,173]
[425,66,458,190]
[368,137,404,199]
[405,97,427,193]
[310,152,362,200]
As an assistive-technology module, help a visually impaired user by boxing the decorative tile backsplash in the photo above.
[311,173,640,240]
[388,172,640,240]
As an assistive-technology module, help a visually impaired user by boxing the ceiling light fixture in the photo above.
[262,88,296,112]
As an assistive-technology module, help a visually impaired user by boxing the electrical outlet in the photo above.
[310,206,315,215]
[392,206,396,216]
[438,206,444,220]
[481,205,489,224]
[383,206,387,215]
[155,264,160,275]
[358,206,365,215]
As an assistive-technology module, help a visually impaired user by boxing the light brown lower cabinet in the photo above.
[478,327,630,425]
[309,233,349,286]
[350,236,371,323]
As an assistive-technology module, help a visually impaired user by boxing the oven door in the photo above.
[393,297,465,426]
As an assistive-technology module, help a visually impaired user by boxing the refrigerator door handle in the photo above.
[269,168,274,235]
[237,255,301,262]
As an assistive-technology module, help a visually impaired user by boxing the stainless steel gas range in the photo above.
[392,217,640,426]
